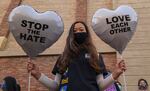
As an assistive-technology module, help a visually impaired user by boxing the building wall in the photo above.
[0,0,76,56]
[0,0,11,24]
[0,0,117,91]
[0,53,116,91]
[0,56,57,91]
[113,0,150,91]
[87,0,115,53]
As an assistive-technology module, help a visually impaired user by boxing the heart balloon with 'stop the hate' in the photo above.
[8,5,64,58]
[92,5,138,54]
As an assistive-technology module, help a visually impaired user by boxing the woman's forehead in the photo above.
[140,80,145,83]
[74,23,85,28]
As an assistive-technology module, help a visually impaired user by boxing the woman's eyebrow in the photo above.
[79,27,84,29]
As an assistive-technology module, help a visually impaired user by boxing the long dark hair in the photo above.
[3,76,20,91]
[57,21,101,74]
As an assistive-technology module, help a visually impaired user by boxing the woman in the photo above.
[27,21,126,91]
[138,79,148,91]
[0,76,20,91]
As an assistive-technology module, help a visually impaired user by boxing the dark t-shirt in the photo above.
[52,50,106,91]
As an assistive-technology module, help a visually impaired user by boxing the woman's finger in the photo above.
[121,66,127,71]
[120,63,125,67]
[119,60,126,67]
[27,62,35,71]
[119,60,124,64]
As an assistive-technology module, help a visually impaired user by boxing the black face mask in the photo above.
[74,32,88,44]
[139,85,147,90]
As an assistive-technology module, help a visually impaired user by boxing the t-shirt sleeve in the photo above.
[52,56,61,75]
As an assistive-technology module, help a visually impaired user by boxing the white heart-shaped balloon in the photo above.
[92,5,138,54]
[8,5,64,58]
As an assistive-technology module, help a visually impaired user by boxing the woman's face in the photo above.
[74,23,86,33]
[139,80,147,86]
[139,80,147,90]
[73,22,88,44]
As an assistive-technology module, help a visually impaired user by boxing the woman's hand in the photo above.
[27,60,41,80]
[112,59,126,80]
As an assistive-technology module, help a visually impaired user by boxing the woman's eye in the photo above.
[80,29,84,31]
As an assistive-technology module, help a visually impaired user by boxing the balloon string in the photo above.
[119,54,127,91]
[28,72,31,91]
[28,58,33,91]
[123,72,127,91]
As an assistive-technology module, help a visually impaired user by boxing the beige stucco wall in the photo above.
[0,0,11,24]
[113,0,150,91]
